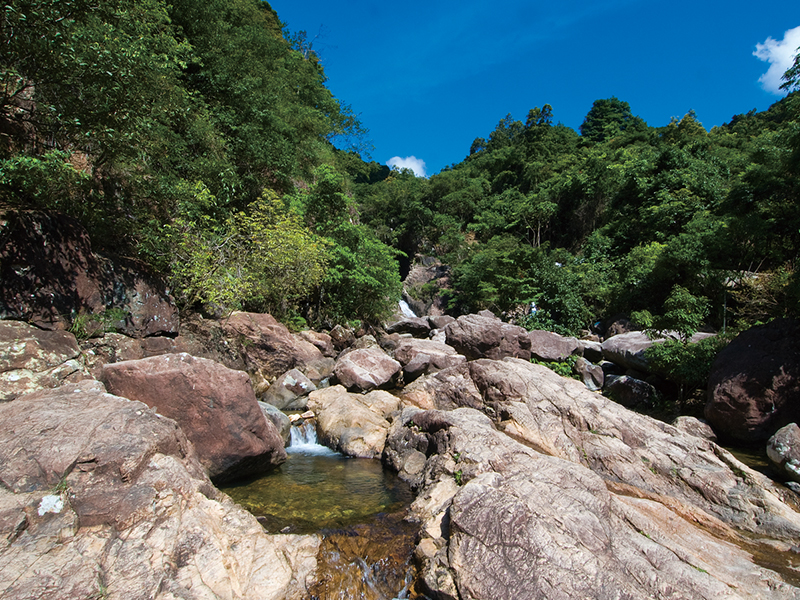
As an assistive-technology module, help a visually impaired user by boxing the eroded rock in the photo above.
[333,346,401,392]
[444,313,531,361]
[393,338,466,381]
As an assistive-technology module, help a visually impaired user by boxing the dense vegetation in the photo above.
[1,0,798,369]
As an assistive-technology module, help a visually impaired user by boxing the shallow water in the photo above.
[220,436,414,534]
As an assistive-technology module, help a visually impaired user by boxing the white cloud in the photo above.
[387,156,427,178]
[754,26,800,94]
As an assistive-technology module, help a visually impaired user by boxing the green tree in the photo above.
[580,97,646,143]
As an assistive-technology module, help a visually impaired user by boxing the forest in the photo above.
[2,0,799,394]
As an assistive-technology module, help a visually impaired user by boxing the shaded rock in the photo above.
[393,338,466,381]
[0,321,90,400]
[333,346,401,392]
[298,329,336,357]
[528,329,579,362]
[767,423,800,484]
[329,324,355,350]
[705,319,800,443]
[0,208,178,337]
[578,338,604,363]
[603,315,638,339]
[261,368,317,410]
[400,363,484,412]
[574,356,603,391]
[673,416,718,442]
[0,380,319,600]
[259,401,292,445]
[102,353,286,483]
[306,385,393,458]
[386,397,800,600]
[444,313,531,361]
[385,316,431,337]
[604,374,658,408]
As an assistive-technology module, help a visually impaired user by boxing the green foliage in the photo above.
[643,335,728,399]
[69,308,129,340]
[632,285,710,342]
[530,355,579,379]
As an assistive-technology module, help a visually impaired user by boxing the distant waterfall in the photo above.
[399,299,417,318]
[287,419,336,455]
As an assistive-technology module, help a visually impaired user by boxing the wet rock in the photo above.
[767,423,800,484]
[306,385,393,458]
[261,368,317,410]
[259,401,292,445]
[444,313,531,361]
[0,208,178,337]
[0,380,319,600]
[393,338,466,381]
[333,346,401,392]
[528,329,580,362]
[0,321,90,400]
[706,319,800,443]
[102,353,286,483]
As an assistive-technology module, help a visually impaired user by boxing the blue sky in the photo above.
[269,1,800,177]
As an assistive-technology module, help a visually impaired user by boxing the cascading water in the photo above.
[399,299,417,318]
[220,417,420,599]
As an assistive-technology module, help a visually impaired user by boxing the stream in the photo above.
[220,420,422,599]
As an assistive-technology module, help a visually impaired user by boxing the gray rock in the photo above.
[604,374,658,408]
[393,338,466,381]
[574,356,604,391]
[673,416,718,442]
[261,368,317,410]
[333,346,401,392]
[259,401,292,445]
[767,423,800,484]
[578,338,604,363]
[601,331,658,372]
[385,316,431,337]
[528,329,580,362]
[444,313,531,361]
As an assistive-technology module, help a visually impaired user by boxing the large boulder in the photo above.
[0,208,178,337]
[444,313,531,361]
[705,319,800,443]
[102,353,286,483]
[767,423,800,484]
[385,316,431,337]
[306,385,397,458]
[393,338,466,381]
[528,329,580,362]
[333,346,401,392]
[0,380,319,600]
[260,368,317,410]
[600,331,657,372]
[0,320,90,400]
[386,395,800,599]
[401,363,485,412]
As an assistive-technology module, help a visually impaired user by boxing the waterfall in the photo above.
[398,299,417,318]
[287,419,337,455]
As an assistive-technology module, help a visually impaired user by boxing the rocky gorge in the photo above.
[2,210,800,599]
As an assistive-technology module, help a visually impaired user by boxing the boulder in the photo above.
[767,423,800,484]
[261,368,317,410]
[0,320,90,400]
[386,390,800,599]
[102,353,286,483]
[385,316,431,337]
[401,363,485,412]
[705,319,800,443]
[0,380,319,600]
[444,313,531,361]
[333,346,401,392]
[601,331,657,372]
[393,338,466,381]
[578,338,604,363]
[528,329,580,362]
[428,315,455,330]
[259,401,292,445]
[329,324,355,350]
[298,329,336,357]
[604,374,658,408]
[574,356,604,391]
[0,208,178,337]
[672,416,718,442]
[306,385,393,458]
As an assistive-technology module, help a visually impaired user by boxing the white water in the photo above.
[287,420,338,456]
[398,299,417,318]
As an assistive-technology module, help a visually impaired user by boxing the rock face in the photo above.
[600,331,656,372]
[385,359,800,600]
[0,208,179,337]
[0,320,90,400]
[401,363,485,412]
[0,380,319,600]
[306,385,398,458]
[444,313,531,361]
[393,338,466,381]
[706,319,800,443]
[102,353,286,483]
[261,368,317,410]
[767,423,800,484]
[333,346,401,392]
